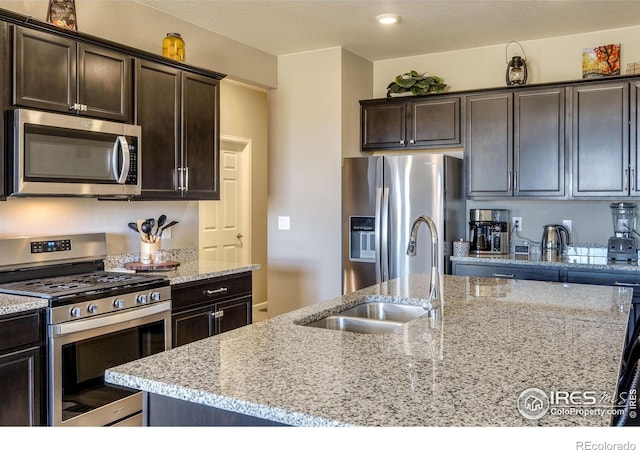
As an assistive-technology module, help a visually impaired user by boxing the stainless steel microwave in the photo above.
[11,109,142,197]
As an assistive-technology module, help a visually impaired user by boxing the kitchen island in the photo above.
[105,274,631,426]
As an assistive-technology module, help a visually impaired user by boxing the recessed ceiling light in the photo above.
[376,14,400,25]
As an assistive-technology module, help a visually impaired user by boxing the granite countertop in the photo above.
[0,293,48,317]
[451,253,640,272]
[160,259,259,285]
[0,249,259,317]
[104,247,259,284]
[105,274,631,427]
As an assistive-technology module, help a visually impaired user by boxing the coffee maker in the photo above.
[469,209,509,255]
[608,202,638,263]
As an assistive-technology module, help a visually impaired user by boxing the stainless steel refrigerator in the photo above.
[342,154,464,294]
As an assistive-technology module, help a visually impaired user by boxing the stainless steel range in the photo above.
[0,233,171,427]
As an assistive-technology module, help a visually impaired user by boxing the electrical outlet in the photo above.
[512,216,523,232]
[562,219,572,234]
[161,227,171,239]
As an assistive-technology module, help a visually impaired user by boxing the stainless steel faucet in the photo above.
[406,215,440,303]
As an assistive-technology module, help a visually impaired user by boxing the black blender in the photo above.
[608,202,639,263]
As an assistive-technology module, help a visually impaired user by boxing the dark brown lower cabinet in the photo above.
[145,392,285,426]
[0,310,44,426]
[171,273,252,348]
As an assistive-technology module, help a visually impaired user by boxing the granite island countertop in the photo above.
[105,274,631,427]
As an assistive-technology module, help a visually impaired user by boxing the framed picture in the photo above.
[582,43,620,79]
[47,0,77,31]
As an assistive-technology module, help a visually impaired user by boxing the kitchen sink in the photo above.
[338,302,430,322]
[303,301,436,334]
[305,316,404,334]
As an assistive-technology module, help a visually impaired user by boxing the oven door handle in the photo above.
[52,302,170,337]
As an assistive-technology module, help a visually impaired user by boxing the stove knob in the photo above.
[70,307,81,318]
[113,299,125,309]
[150,291,161,302]
[136,294,149,304]
[87,304,98,314]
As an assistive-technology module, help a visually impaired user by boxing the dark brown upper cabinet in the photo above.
[135,59,220,200]
[13,26,132,122]
[465,87,566,198]
[360,95,461,151]
[571,81,630,198]
[514,87,566,197]
[465,91,513,197]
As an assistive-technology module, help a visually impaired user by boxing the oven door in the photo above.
[48,301,171,427]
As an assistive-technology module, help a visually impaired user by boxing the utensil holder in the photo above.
[141,240,161,264]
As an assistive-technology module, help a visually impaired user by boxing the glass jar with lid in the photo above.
[162,33,185,62]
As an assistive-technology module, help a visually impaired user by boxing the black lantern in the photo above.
[505,41,528,86]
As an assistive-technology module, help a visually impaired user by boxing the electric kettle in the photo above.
[541,224,570,256]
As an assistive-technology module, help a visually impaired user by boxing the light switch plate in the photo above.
[278,216,291,230]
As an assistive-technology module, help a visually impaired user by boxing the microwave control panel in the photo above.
[126,142,138,185]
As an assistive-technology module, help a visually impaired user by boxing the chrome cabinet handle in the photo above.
[624,168,629,191]
[614,281,640,287]
[493,273,516,278]
[177,168,186,191]
[69,103,87,112]
[211,310,225,319]
[177,167,190,191]
[205,287,228,296]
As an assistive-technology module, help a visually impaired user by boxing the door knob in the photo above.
[237,233,244,239]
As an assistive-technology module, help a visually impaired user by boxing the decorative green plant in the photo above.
[386,71,447,97]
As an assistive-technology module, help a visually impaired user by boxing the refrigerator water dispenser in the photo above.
[349,216,376,262]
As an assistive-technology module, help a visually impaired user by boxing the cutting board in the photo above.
[124,260,180,272]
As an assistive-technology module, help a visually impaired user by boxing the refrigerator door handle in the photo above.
[380,187,390,282]
[374,188,383,284]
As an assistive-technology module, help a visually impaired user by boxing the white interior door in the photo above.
[199,136,251,263]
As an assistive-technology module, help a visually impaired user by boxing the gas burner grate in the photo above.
[0,271,166,300]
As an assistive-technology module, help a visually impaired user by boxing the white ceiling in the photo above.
[136,0,640,61]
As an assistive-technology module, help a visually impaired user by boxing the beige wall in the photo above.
[267,48,371,315]
[268,48,343,315]
[219,79,269,304]
[342,49,373,158]
[373,25,640,97]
